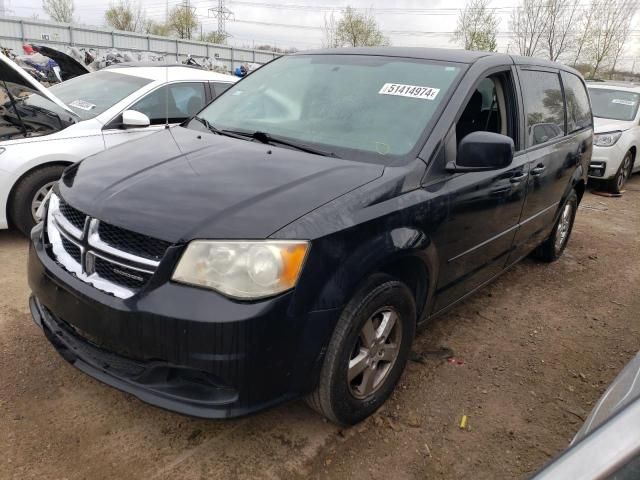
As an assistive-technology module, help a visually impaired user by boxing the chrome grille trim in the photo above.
[87,219,160,269]
[46,194,164,299]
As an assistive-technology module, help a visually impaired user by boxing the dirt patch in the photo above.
[1,177,639,479]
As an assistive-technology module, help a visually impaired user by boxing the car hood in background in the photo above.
[31,45,90,81]
[0,50,74,115]
[572,351,640,444]
[58,127,384,242]
[593,116,635,134]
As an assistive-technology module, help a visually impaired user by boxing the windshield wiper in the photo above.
[224,129,341,158]
[193,116,247,140]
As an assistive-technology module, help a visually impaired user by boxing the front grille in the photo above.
[94,256,152,290]
[97,222,171,261]
[46,193,169,299]
[58,199,87,232]
[61,236,81,264]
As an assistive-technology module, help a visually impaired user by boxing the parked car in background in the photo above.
[587,82,640,193]
[0,53,237,235]
[28,48,591,425]
[532,352,640,479]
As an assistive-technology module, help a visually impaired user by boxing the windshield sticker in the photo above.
[612,99,636,106]
[379,83,440,100]
[69,99,96,111]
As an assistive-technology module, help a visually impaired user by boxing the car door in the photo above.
[508,67,579,260]
[432,69,530,312]
[102,81,208,149]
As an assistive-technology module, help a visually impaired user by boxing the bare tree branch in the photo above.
[544,0,579,61]
[510,0,550,56]
[42,0,74,23]
[453,0,500,51]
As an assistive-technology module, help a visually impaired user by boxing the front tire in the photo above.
[9,165,65,236]
[306,274,416,425]
[607,151,633,194]
[532,189,578,262]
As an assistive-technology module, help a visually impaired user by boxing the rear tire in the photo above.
[306,274,416,425]
[9,165,65,236]
[607,151,633,194]
[532,190,578,262]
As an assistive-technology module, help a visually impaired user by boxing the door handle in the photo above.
[531,165,546,176]
[510,172,528,183]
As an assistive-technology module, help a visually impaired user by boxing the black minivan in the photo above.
[28,48,592,425]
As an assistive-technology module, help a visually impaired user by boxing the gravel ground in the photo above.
[1,177,639,480]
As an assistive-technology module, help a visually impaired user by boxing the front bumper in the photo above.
[28,223,340,418]
[589,143,625,179]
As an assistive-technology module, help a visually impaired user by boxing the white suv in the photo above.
[588,83,640,193]
[0,53,236,235]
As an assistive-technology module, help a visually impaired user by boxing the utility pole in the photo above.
[209,0,234,41]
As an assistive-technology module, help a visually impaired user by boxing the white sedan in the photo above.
[588,83,640,193]
[0,53,237,235]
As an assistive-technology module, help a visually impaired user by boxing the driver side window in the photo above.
[456,74,514,147]
[130,82,207,125]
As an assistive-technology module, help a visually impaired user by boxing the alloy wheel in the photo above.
[617,154,632,191]
[31,181,55,222]
[348,307,403,399]
[555,202,573,252]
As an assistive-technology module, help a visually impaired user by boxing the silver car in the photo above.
[0,53,237,235]
[532,352,640,479]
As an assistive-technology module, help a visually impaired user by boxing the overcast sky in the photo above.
[4,0,640,68]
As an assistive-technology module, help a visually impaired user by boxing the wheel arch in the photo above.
[6,161,72,225]
[306,227,440,325]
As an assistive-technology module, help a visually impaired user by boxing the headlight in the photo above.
[172,240,309,299]
[594,131,623,147]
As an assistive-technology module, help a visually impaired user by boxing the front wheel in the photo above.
[607,151,633,194]
[9,165,65,236]
[532,190,578,262]
[306,274,416,425]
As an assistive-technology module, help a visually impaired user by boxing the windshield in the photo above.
[588,88,640,121]
[191,54,462,162]
[44,70,153,120]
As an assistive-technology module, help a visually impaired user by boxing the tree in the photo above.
[168,4,198,40]
[453,0,499,52]
[543,0,579,61]
[572,1,597,66]
[324,7,389,48]
[105,0,146,32]
[42,0,74,23]
[201,31,227,44]
[322,11,339,48]
[145,20,171,37]
[510,0,550,56]
[584,0,638,78]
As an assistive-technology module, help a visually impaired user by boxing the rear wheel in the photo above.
[306,274,416,425]
[607,151,633,194]
[9,165,65,236]
[532,190,578,262]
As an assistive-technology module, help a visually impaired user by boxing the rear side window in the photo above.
[520,70,565,147]
[562,72,592,132]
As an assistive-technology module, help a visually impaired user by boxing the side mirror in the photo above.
[121,110,150,129]
[447,131,514,172]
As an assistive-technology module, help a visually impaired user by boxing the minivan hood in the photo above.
[0,51,74,114]
[593,116,634,134]
[58,127,384,242]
